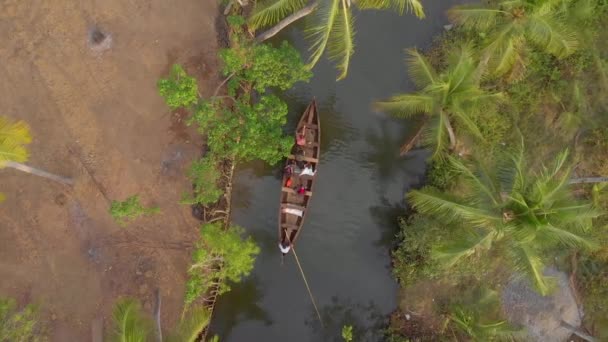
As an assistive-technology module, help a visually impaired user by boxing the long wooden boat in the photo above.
[278,99,320,252]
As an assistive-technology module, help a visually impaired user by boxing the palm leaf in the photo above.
[356,0,425,17]
[526,13,578,58]
[409,187,502,225]
[448,5,508,30]
[509,245,551,295]
[248,0,307,29]
[538,223,597,249]
[448,156,501,205]
[0,117,31,166]
[327,0,355,80]
[423,112,449,160]
[306,0,341,71]
[374,93,434,117]
[433,230,496,267]
[405,48,437,88]
[167,308,211,342]
[110,298,152,342]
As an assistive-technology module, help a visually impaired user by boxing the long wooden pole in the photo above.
[290,246,324,328]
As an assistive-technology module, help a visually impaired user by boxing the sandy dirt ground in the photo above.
[0,0,220,340]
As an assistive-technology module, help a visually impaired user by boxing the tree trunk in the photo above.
[4,161,73,186]
[443,116,457,150]
[569,177,608,184]
[154,289,162,342]
[255,1,319,42]
[399,121,427,156]
[560,320,595,342]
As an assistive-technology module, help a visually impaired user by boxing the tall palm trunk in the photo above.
[255,2,320,42]
[443,114,457,150]
[5,161,73,186]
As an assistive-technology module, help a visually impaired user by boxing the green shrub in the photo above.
[181,156,223,206]
[109,195,159,225]
[158,64,199,110]
[0,297,44,341]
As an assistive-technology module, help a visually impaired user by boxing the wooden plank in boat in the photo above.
[281,203,306,211]
[287,154,319,163]
[282,187,313,196]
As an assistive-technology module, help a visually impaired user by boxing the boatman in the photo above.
[279,238,291,255]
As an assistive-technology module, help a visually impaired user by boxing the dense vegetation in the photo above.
[109,195,160,226]
[385,0,608,340]
[0,297,43,342]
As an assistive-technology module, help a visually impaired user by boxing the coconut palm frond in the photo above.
[248,0,308,29]
[306,0,341,70]
[448,4,506,30]
[0,117,31,166]
[375,94,434,117]
[356,0,425,17]
[448,156,501,205]
[424,112,449,160]
[405,48,437,88]
[489,36,523,77]
[451,108,484,140]
[526,14,578,58]
[327,0,355,80]
[509,245,551,295]
[432,230,496,267]
[110,298,152,342]
[168,308,211,342]
[538,223,597,249]
[409,187,501,225]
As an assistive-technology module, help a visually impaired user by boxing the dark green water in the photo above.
[210,2,462,341]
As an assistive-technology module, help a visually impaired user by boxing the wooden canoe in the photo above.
[278,99,320,252]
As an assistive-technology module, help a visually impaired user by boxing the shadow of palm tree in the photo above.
[369,196,407,249]
[208,275,272,340]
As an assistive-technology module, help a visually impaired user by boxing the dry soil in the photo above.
[0,1,220,340]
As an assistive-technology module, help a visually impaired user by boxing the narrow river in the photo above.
[210,2,461,340]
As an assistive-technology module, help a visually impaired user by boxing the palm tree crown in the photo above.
[408,142,601,294]
[448,0,592,78]
[250,0,425,80]
[376,45,503,159]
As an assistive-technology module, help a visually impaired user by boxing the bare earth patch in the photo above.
[0,0,219,340]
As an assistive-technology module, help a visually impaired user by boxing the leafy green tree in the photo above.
[189,40,310,164]
[181,156,224,206]
[376,46,503,159]
[448,0,594,78]
[185,223,260,305]
[250,0,425,80]
[157,64,199,110]
[0,116,73,189]
[0,297,44,342]
[109,298,211,342]
[409,142,601,295]
[109,195,160,225]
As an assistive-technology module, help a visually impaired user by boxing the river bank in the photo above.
[0,1,221,339]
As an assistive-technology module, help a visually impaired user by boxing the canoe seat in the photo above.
[304,124,318,129]
[287,154,319,163]
[281,223,299,230]
[282,187,312,196]
[281,203,306,212]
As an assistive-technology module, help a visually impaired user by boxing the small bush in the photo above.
[0,297,44,341]
[157,64,199,110]
[109,195,159,225]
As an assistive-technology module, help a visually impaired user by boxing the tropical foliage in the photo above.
[157,64,199,110]
[0,297,43,342]
[109,195,160,226]
[409,143,600,295]
[109,298,211,342]
[448,0,595,78]
[249,0,425,79]
[181,156,224,206]
[185,222,260,305]
[341,324,353,342]
[0,116,31,166]
[376,46,503,159]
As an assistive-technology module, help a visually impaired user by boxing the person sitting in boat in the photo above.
[300,162,315,177]
[297,184,306,195]
[296,125,307,146]
[279,239,291,255]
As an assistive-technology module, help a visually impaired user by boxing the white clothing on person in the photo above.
[300,165,315,176]
[279,242,291,254]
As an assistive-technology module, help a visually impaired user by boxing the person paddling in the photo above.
[279,238,291,255]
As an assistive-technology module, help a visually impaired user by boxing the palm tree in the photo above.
[375,45,503,159]
[250,0,425,80]
[448,0,593,79]
[408,140,601,295]
[0,116,73,187]
[109,298,211,342]
[443,288,522,341]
